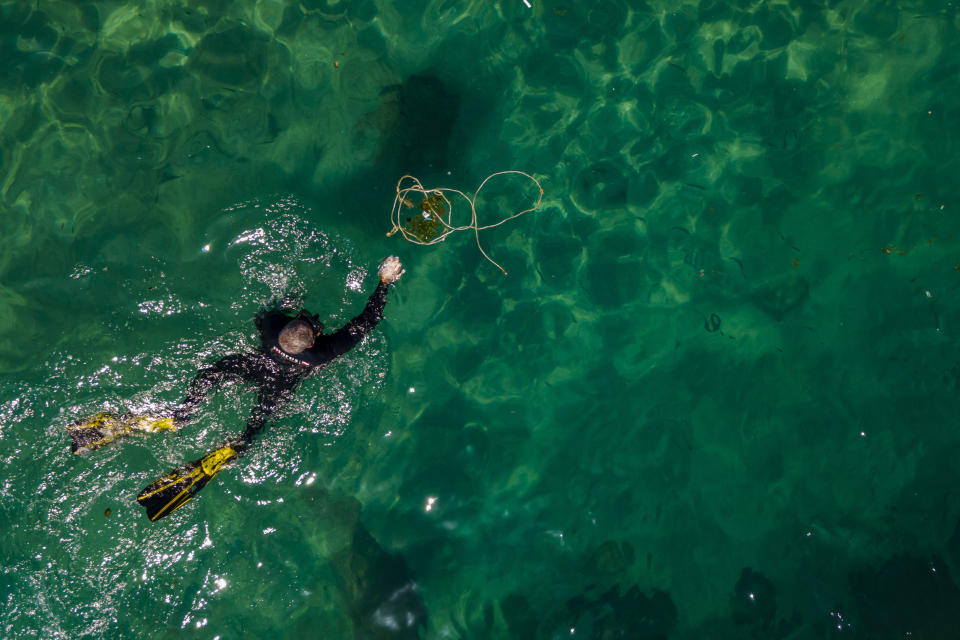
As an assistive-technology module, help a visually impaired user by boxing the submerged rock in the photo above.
[567,584,677,639]
[849,554,960,638]
[305,487,428,639]
[751,275,809,320]
[341,525,427,640]
[731,567,798,639]
[501,593,539,638]
[586,539,636,576]
[731,567,777,629]
[369,74,461,176]
[189,23,273,88]
[572,160,629,215]
[501,579,676,639]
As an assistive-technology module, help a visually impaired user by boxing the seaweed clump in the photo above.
[386,172,543,275]
[400,191,448,243]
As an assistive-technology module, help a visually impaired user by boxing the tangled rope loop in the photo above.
[386,171,543,276]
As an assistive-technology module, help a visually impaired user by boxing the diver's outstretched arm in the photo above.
[312,256,404,361]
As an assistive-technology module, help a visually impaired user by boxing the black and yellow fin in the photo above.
[136,446,238,522]
[68,412,176,455]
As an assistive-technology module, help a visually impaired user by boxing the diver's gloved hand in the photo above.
[379,256,405,284]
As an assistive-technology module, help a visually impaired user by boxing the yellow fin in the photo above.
[128,415,176,433]
[200,446,237,476]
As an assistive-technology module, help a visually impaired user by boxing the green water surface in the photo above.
[3,0,960,638]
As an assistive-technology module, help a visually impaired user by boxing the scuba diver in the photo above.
[68,256,405,521]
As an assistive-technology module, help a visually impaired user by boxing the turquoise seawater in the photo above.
[3,0,960,637]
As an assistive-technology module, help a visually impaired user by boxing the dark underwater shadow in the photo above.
[302,486,428,640]
[319,71,468,240]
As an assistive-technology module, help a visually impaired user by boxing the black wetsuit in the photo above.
[174,281,389,454]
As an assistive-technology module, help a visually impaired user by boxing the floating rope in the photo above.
[386,171,544,276]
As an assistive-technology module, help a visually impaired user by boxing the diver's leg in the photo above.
[69,357,254,453]
[173,355,252,424]
[231,381,295,455]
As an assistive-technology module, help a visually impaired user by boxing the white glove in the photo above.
[378,256,405,284]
